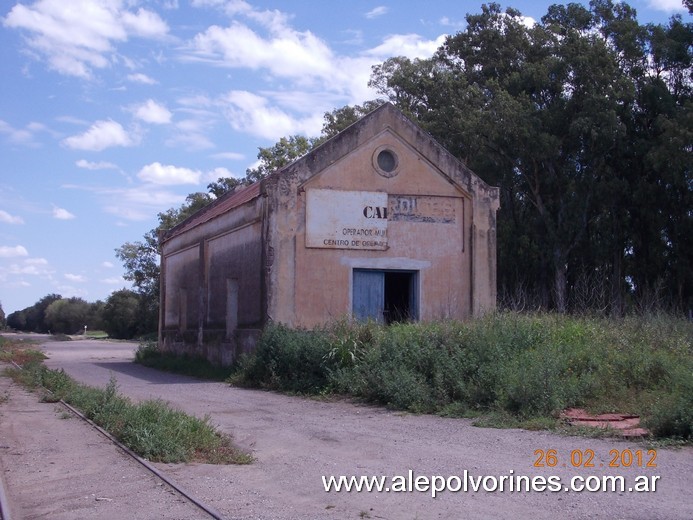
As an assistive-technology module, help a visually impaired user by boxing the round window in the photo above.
[373,147,399,177]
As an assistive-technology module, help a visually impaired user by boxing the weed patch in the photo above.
[6,362,252,464]
[232,313,692,441]
[0,336,47,365]
[134,342,233,381]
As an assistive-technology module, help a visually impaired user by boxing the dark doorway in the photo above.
[384,271,416,323]
[353,269,418,323]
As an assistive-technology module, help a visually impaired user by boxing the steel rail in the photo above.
[7,361,227,520]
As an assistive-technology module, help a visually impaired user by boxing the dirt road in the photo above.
[4,337,693,519]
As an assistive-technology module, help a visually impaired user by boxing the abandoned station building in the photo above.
[159,103,500,365]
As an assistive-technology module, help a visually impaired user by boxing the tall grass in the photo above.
[232,313,693,440]
[134,341,234,381]
[7,362,252,464]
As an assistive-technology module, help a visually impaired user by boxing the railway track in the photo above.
[0,365,224,520]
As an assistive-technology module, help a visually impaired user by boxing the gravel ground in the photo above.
[2,335,692,520]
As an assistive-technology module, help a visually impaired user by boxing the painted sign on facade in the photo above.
[389,195,457,224]
[306,189,388,250]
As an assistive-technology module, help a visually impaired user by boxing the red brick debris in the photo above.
[561,408,649,438]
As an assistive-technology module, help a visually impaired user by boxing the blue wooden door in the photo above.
[352,270,384,322]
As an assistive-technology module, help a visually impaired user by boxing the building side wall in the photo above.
[160,198,264,365]
[206,221,263,329]
[163,245,200,331]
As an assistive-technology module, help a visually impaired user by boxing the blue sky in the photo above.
[0,0,688,314]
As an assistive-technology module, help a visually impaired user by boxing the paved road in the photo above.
[14,338,693,519]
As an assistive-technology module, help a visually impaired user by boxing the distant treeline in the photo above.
[5,290,152,339]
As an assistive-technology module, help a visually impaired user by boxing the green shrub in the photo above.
[134,342,233,380]
[642,363,693,439]
[233,313,692,440]
[234,324,333,393]
[134,341,160,362]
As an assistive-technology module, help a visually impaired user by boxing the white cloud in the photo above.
[52,206,76,220]
[121,8,169,38]
[165,104,218,150]
[176,117,211,133]
[101,276,125,284]
[3,0,169,79]
[194,0,292,30]
[365,34,447,60]
[56,115,91,126]
[166,132,215,151]
[0,210,24,224]
[521,16,537,29]
[76,159,118,170]
[137,162,201,185]
[183,6,444,116]
[103,187,184,220]
[133,99,172,124]
[8,263,50,275]
[0,119,39,146]
[439,17,466,29]
[1,258,52,282]
[365,6,388,19]
[205,166,241,182]
[127,72,157,84]
[102,261,114,268]
[648,0,687,11]
[0,245,29,258]
[65,273,87,282]
[63,183,185,221]
[54,284,88,299]
[211,151,244,160]
[221,90,321,140]
[63,120,137,151]
[185,21,335,84]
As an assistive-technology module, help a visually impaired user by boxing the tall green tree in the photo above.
[6,310,25,331]
[44,297,92,335]
[368,1,692,313]
[317,100,385,142]
[244,135,316,183]
[102,289,141,339]
[207,176,244,198]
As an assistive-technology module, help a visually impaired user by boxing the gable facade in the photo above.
[159,103,499,365]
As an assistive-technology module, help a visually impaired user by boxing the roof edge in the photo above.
[159,180,261,245]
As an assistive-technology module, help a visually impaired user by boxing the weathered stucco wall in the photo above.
[163,244,199,331]
[262,105,498,328]
[206,222,263,329]
[291,132,470,326]
[160,195,264,365]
